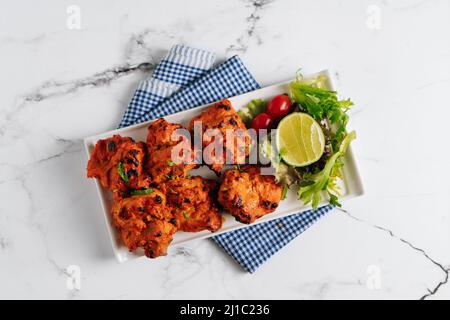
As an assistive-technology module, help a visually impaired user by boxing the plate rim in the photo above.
[84,69,365,262]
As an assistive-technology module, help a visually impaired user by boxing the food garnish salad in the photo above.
[86,70,356,259]
[238,72,356,210]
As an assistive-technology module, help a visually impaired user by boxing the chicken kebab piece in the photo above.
[218,165,283,224]
[160,176,222,232]
[87,135,151,199]
[189,99,251,175]
[146,119,196,184]
[111,189,177,258]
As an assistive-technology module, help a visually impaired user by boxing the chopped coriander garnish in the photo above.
[117,161,129,182]
[166,160,175,166]
[130,188,154,196]
[183,211,190,219]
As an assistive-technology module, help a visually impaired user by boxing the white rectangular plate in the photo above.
[84,70,364,262]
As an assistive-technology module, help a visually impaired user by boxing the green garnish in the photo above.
[117,162,129,183]
[183,211,190,219]
[299,180,315,187]
[234,164,246,172]
[166,160,175,166]
[237,99,267,127]
[277,148,287,163]
[130,188,154,196]
[298,131,356,210]
[281,185,289,200]
[163,174,171,179]
[329,193,342,208]
[261,136,296,186]
[289,80,353,152]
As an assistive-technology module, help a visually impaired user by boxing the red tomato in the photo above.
[266,94,292,119]
[251,113,273,131]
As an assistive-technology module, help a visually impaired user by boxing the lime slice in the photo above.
[276,112,325,167]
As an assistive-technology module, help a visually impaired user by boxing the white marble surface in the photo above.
[0,0,449,300]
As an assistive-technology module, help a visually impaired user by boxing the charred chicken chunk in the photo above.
[160,176,222,232]
[146,119,196,183]
[188,99,250,174]
[87,135,151,199]
[218,165,282,224]
[111,190,177,258]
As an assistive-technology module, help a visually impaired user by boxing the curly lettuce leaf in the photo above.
[298,131,356,210]
[261,136,297,187]
[237,99,267,127]
[294,73,329,89]
[289,80,353,152]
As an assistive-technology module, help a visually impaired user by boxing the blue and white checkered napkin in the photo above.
[121,45,334,272]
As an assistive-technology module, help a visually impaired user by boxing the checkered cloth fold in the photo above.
[120,44,334,273]
[119,46,216,128]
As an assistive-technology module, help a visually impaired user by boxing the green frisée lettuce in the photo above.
[298,131,356,209]
[237,72,356,210]
[290,77,353,152]
[237,99,267,127]
[261,136,296,186]
[293,73,329,89]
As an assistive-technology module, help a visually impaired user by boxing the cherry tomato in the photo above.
[251,113,273,131]
[266,94,292,119]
